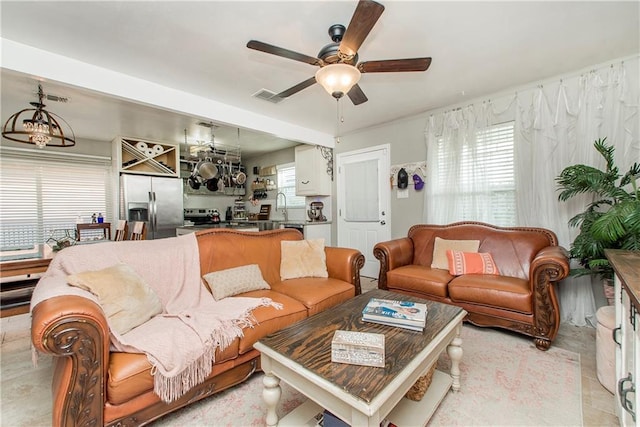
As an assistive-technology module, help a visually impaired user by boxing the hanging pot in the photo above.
[188,175,201,190]
[196,160,218,180]
[232,171,247,185]
[206,177,219,192]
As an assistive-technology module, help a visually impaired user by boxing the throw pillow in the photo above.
[202,264,270,301]
[67,263,162,335]
[446,250,501,275]
[280,238,328,280]
[431,237,480,269]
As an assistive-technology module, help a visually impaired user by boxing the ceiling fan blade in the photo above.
[339,0,385,59]
[247,40,322,67]
[357,58,432,73]
[347,84,368,105]
[275,77,317,99]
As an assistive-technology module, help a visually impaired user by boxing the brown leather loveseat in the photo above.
[31,228,364,426]
[373,222,569,351]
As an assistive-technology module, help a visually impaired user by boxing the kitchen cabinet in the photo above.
[606,250,640,426]
[295,144,331,196]
[113,136,179,177]
[304,223,332,246]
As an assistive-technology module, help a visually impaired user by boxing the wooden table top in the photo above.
[257,289,465,404]
[606,249,640,310]
[0,252,53,278]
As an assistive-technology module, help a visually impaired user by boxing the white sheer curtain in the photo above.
[424,57,639,326]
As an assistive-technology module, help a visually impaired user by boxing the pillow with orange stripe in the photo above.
[446,250,500,276]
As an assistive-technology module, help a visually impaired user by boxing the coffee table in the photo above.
[254,289,466,427]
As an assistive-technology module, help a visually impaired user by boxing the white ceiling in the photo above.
[1,1,638,156]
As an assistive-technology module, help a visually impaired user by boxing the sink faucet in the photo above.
[276,192,288,222]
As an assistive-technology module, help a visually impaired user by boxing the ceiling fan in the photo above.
[247,0,432,105]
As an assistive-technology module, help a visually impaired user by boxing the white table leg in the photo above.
[447,326,463,392]
[263,372,281,427]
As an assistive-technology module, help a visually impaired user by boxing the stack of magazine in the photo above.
[362,298,427,331]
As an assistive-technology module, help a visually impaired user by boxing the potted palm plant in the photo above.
[556,138,640,287]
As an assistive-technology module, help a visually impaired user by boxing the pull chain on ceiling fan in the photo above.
[246,0,432,106]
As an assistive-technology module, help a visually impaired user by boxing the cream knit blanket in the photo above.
[31,234,281,403]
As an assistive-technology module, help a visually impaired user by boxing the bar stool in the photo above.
[114,220,128,241]
[130,221,147,240]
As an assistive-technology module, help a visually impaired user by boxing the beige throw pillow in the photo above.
[430,237,480,270]
[280,239,328,280]
[67,263,162,335]
[202,264,270,301]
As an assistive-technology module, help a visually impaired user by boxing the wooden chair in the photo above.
[130,221,147,240]
[114,220,128,241]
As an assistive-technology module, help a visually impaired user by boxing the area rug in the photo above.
[154,325,582,426]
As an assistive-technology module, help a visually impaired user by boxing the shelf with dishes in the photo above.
[115,137,178,177]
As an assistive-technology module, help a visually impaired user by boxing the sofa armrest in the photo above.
[373,237,414,290]
[530,245,571,285]
[528,245,570,349]
[325,247,365,295]
[31,295,110,427]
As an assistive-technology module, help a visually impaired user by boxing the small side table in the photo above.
[77,223,111,241]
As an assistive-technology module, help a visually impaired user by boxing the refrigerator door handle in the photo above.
[152,192,158,232]
[148,191,156,233]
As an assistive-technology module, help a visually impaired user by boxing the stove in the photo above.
[183,208,216,225]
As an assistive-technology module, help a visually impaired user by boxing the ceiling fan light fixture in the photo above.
[315,63,361,99]
[2,84,76,148]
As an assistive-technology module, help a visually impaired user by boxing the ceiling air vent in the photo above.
[252,89,284,104]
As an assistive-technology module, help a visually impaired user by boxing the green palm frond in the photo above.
[557,138,640,280]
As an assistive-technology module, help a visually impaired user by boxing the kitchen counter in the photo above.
[177,220,332,239]
[176,222,260,235]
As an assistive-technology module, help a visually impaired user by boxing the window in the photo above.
[433,121,516,226]
[0,147,114,250]
[276,163,305,208]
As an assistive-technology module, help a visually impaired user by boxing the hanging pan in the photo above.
[206,177,219,192]
[196,160,218,180]
[188,175,201,190]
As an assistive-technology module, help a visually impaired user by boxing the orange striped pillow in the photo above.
[446,250,500,276]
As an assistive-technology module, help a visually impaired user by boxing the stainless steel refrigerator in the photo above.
[119,174,183,240]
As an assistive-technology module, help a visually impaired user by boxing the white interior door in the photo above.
[337,144,391,278]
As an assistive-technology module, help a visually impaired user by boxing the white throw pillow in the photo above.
[202,264,270,300]
[280,238,328,280]
[430,237,480,270]
[67,263,162,335]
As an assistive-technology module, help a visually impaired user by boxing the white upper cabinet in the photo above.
[295,144,332,196]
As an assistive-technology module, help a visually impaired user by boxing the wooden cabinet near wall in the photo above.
[295,144,331,196]
[606,249,640,426]
[113,136,179,177]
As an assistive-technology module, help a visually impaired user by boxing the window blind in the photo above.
[276,163,305,208]
[435,121,516,226]
[0,148,113,249]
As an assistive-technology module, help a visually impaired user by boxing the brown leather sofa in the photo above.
[373,222,570,351]
[30,228,364,427]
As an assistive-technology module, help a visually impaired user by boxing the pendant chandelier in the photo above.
[2,84,76,148]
